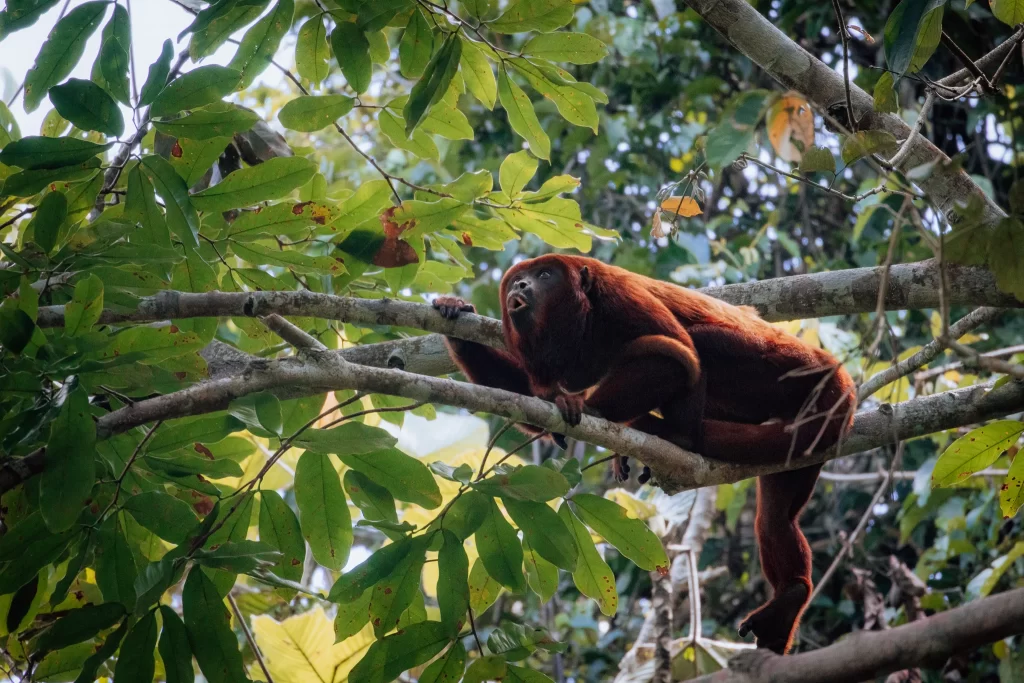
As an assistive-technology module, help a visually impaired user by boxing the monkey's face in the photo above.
[502,261,565,330]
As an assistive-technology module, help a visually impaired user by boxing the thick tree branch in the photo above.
[690,586,1024,683]
[680,0,1007,224]
[35,260,1022,333]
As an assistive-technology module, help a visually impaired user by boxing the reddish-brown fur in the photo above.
[434,254,856,654]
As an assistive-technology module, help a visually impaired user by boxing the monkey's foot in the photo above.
[737,582,809,654]
[555,394,585,426]
[433,296,474,319]
[728,649,779,675]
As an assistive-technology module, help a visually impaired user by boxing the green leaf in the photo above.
[1,160,100,197]
[123,491,199,544]
[202,493,255,595]
[504,498,576,571]
[94,520,138,608]
[344,470,398,522]
[558,503,616,616]
[404,34,462,135]
[227,199,340,240]
[0,0,62,36]
[331,22,372,94]
[439,490,490,540]
[278,95,355,132]
[190,156,317,212]
[472,465,570,502]
[465,656,506,683]
[499,150,539,199]
[348,621,451,683]
[798,146,837,174]
[36,603,126,653]
[292,422,397,455]
[72,619,128,683]
[476,498,526,592]
[420,641,466,683]
[150,65,242,117]
[467,559,502,613]
[571,493,668,571]
[40,382,96,531]
[0,136,112,170]
[147,414,245,454]
[96,5,131,105]
[459,38,496,109]
[134,558,180,613]
[933,420,1024,488]
[705,122,753,170]
[357,0,412,31]
[522,538,558,601]
[498,68,550,160]
[988,218,1024,300]
[840,129,899,165]
[992,0,1024,25]
[510,58,598,131]
[491,0,574,33]
[884,0,946,77]
[378,106,439,160]
[33,643,93,682]
[295,451,352,570]
[158,606,194,683]
[328,538,414,603]
[29,190,67,254]
[522,32,607,64]
[436,530,470,636]
[368,535,429,637]
[23,1,107,112]
[0,304,34,354]
[339,448,442,510]
[334,588,372,641]
[258,490,304,584]
[872,71,899,113]
[164,135,231,193]
[295,15,330,87]
[229,0,294,89]
[462,0,495,19]
[966,541,1024,599]
[999,448,1024,518]
[48,79,124,137]
[182,569,249,683]
[334,179,393,225]
[153,103,260,140]
[507,664,556,683]
[0,100,21,147]
[400,9,434,80]
[113,609,157,682]
[139,39,174,106]
[186,0,269,60]
[140,154,200,250]
[124,164,171,246]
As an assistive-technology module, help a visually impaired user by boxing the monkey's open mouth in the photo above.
[507,293,530,313]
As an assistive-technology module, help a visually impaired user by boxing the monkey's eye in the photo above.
[539,270,551,279]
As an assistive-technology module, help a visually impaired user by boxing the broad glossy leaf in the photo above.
[165,135,232,191]
[186,0,269,60]
[459,38,496,109]
[399,9,434,79]
[499,150,538,198]
[873,71,899,113]
[344,470,398,522]
[992,0,1024,25]
[378,106,439,160]
[333,179,392,226]
[328,538,414,603]
[999,450,1024,518]
[182,569,248,683]
[348,621,451,683]
[498,69,550,160]
[139,39,174,106]
[140,154,200,249]
[507,664,556,683]
[522,32,607,64]
[36,603,126,653]
[340,448,442,510]
[153,103,260,140]
[404,34,462,135]
[150,65,241,117]
[357,0,412,31]
[295,15,330,86]
[841,129,899,165]
[29,190,67,254]
[94,520,138,608]
[0,0,62,36]
[504,498,577,571]
[420,641,466,683]
[72,619,128,683]
[123,491,199,544]
[295,451,352,570]
[23,1,107,112]
[40,382,96,531]
[147,414,245,454]
[465,655,506,683]
[202,492,255,595]
[437,530,469,635]
[229,0,294,88]
[32,643,93,682]
[571,493,668,572]
[1,159,100,197]
[0,100,21,147]
[491,0,574,33]
[558,503,616,616]
[884,0,946,76]
[799,146,837,174]
[227,200,340,240]
[292,422,397,455]
[331,22,372,94]
[704,122,752,170]
[48,79,124,137]
[438,490,489,540]
[258,490,304,584]
[113,609,157,682]
[523,538,558,601]
[472,464,569,502]
[368,536,428,637]
[190,156,317,212]
[158,606,194,683]
[468,558,502,613]
[278,94,355,132]
[230,241,346,276]
[96,5,131,104]
[476,498,526,592]
[334,588,371,642]
[0,136,112,170]
[933,420,1024,487]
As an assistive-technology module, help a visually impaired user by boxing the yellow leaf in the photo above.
[767,93,814,162]
[605,488,657,520]
[669,157,684,173]
[660,196,702,217]
[251,606,373,683]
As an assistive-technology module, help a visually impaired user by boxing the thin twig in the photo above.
[830,0,856,130]
[914,344,1024,382]
[228,593,275,683]
[888,91,935,170]
[819,468,1007,483]
[940,32,996,94]
[738,154,897,203]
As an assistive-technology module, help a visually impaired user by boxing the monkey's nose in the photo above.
[516,280,528,290]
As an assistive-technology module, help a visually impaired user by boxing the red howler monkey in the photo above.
[433,254,856,655]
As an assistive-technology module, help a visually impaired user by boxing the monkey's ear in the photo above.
[580,265,593,293]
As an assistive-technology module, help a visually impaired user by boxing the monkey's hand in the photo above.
[433,295,475,320]
[554,393,585,427]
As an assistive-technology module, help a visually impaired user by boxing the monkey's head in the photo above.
[499,255,594,339]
